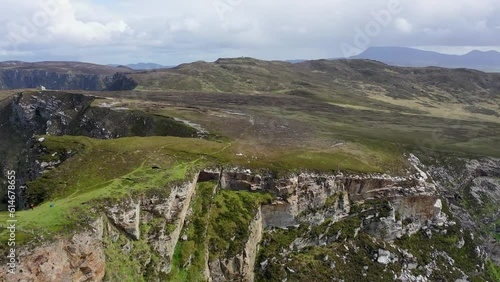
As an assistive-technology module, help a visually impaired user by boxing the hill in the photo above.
[122,58,500,159]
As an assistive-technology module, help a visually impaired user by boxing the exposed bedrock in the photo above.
[218,168,441,234]
[0,68,137,91]
[209,207,264,282]
[0,218,105,282]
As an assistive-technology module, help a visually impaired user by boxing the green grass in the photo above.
[216,139,408,175]
[0,135,227,244]
[0,162,191,242]
[168,181,218,281]
[103,230,149,282]
[27,135,228,200]
[395,223,489,281]
[487,259,500,281]
[256,220,397,282]
[119,57,500,161]
[208,190,273,260]
[0,131,407,247]
[279,150,381,173]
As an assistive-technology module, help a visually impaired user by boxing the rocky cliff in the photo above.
[0,61,137,91]
[9,91,197,139]
[0,92,498,281]
[3,218,105,282]
[0,91,198,209]
[220,165,438,233]
[210,161,496,281]
[1,157,498,281]
[424,156,500,266]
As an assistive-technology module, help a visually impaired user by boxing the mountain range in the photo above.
[350,47,500,72]
[108,62,173,70]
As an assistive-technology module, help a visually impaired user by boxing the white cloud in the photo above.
[395,18,413,33]
[475,20,488,31]
[0,49,33,56]
[168,18,201,33]
[298,27,308,34]
[2,0,132,47]
[48,19,132,44]
[45,1,132,45]
[0,0,499,64]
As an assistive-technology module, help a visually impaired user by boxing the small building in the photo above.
[37,85,46,91]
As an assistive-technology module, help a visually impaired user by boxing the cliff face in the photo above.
[0,69,111,91]
[102,176,199,279]
[0,91,198,209]
[105,73,138,91]
[425,157,500,266]
[0,61,137,91]
[9,91,95,136]
[2,160,498,281]
[208,206,264,282]
[213,163,496,281]
[220,167,438,232]
[8,91,197,139]
[1,218,105,282]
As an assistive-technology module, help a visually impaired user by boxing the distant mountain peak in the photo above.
[351,47,500,72]
[466,49,499,54]
[107,62,173,70]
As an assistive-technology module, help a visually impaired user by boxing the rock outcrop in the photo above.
[2,158,498,281]
[209,206,264,282]
[1,218,105,282]
[0,61,137,91]
[160,177,199,274]
[10,91,95,136]
[426,157,500,266]
[105,73,138,91]
[101,175,199,277]
[9,91,197,139]
[219,167,439,234]
[1,91,198,209]
[105,200,141,240]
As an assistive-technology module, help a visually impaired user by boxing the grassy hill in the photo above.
[129,58,500,122]
[83,58,500,159]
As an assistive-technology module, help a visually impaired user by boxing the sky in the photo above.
[1,0,500,65]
